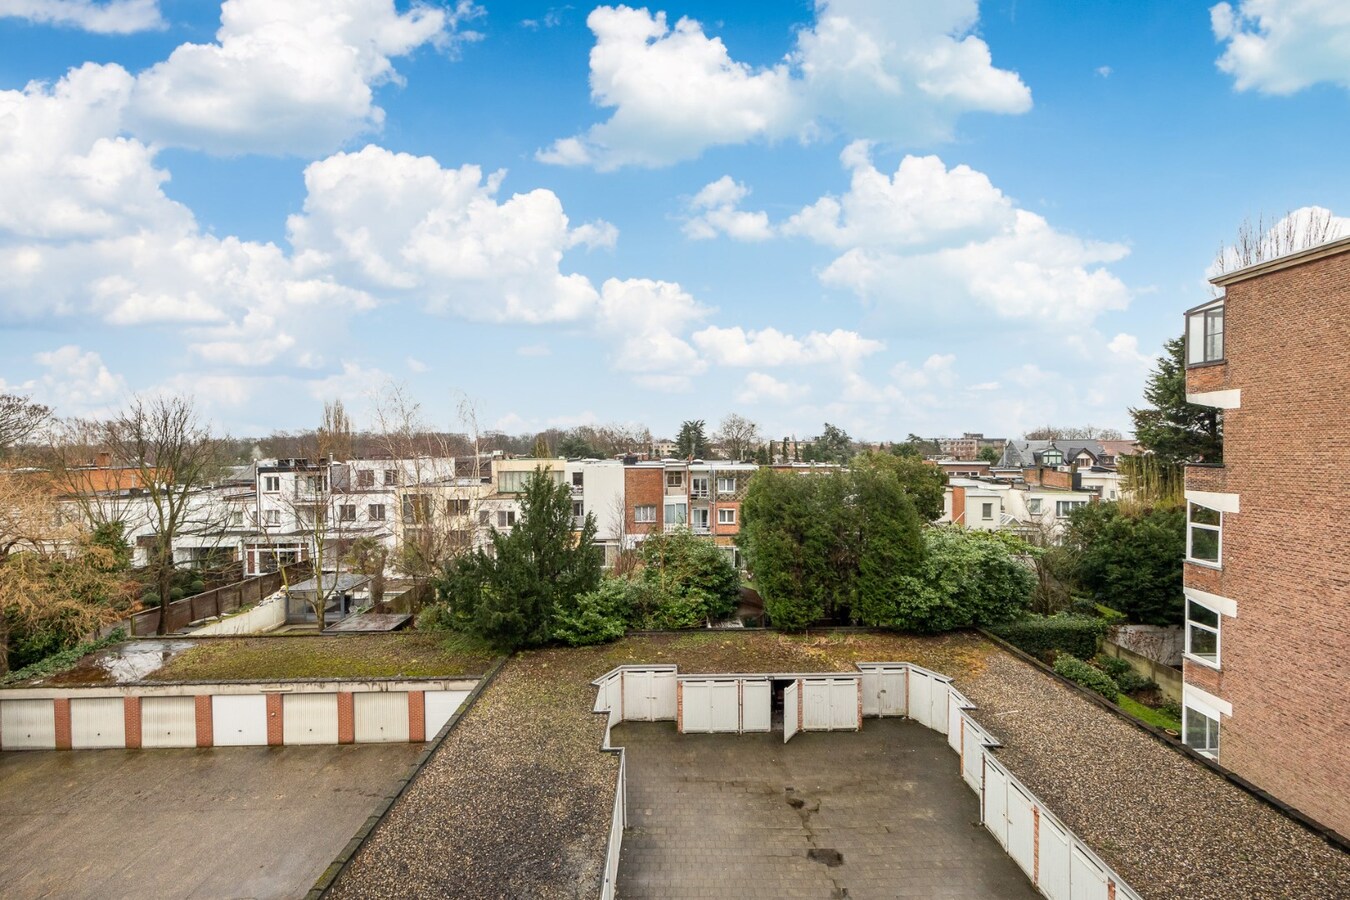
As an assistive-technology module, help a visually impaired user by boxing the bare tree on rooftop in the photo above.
[1214,208,1341,277]
[1023,425,1123,441]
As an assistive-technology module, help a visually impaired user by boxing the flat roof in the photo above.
[1209,233,1350,287]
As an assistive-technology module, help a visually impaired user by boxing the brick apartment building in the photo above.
[1181,235,1350,836]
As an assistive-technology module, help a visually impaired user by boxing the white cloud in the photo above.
[30,345,127,416]
[126,0,480,156]
[795,145,1130,325]
[1106,333,1155,368]
[405,356,429,373]
[1212,0,1350,94]
[891,353,956,389]
[0,0,163,34]
[540,0,1030,169]
[736,371,804,404]
[1207,206,1350,275]
[596,277,708,376]
[683,176,773,241]
[1095,65,1113,78]
[287,145,612,324]
[692,325,883,367]
[516,343,552,357]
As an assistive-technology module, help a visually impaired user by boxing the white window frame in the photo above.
[981,502,994,521]
[1186,502,1222,567]
[664,501,687,526]
[634,504,657,524]
[717,507,737,526]
[1026,498,1043,515]
[1182,701,1221,760]
[1055,499,1086,518]
[1184,597,1221,669]
[263,475,280,493]
[691,508,710,530]
[263,509,281,526]
[716,476,736,495]
[690,476,709,498]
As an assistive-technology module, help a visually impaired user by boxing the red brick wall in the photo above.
[951,486,966,524]
[712,500,741,536]
[625,468,664,536]
[266,693,283,746]
[337,692,355,744]
[53,698,71,750]
[408,691,426,742]
[1184,464,1228,494]
[1183,246,1350,835]
[194,696,213,747]
[124,697,142,749]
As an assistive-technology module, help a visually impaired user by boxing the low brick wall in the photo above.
[0,679,475,752]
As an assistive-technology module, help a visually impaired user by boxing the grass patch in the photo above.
[146,634,497,682]
[1118,694,1181,732]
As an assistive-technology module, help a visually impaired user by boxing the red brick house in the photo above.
[1181,235,1350,836]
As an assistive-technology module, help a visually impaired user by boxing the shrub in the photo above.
[140,591,161,608]
[1054,654,1119,702]
[189,579,206,595]
[636,530,740,628]
[989,613,1108,661]
[1095,654,1133,681]
[416,603,458,632]
[552,579,631,646]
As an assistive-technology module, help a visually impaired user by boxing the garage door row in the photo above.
[0,684,472,751]
[592,662,1145,900]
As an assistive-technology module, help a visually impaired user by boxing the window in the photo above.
[263,475,280,493]
[717,507,737,526]
[665,502,687,526]
[981,502,994,521]
[402,494,432,525]
[572,471,584,488]
[717,476,736,494]
[1056,499,1087,518]
[498,469,563,493]
[478,510,490,526]
[1026,498,1043,515]
[1187,502,1221,565]
[1186,301,1224,365]
[572,501,584,519]
[634,504,657,524]
[357,469,374,488]
[1042,451,1063,467]
[264,509,281,526]
[1186,599,1220,667]
[368,504,386,521]
[691,508,710,531]
[1184,704,1220,759]
[666,471,684,488]
[339,504,357,522]
[384,469,400,486]
[497,510,517,527]
[229,510,244,527]
[302,474,328,494]
[690,476,709,498]
[446,498,470,517]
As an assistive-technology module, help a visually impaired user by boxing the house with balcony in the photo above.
[1179,235,1350,838]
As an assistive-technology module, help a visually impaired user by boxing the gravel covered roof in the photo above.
[324,631,1349,900]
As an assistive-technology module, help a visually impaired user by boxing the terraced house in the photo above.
[1181,235,1350,837]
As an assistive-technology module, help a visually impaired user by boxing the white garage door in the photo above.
[0,699,55,750]
[141,696,197,748]
[212,694,268,746]
[623,670,677,722]
[928,679,951,736]
[679,680,741,733]
[909,670,934,728]
[961,720,985,792]
[741,680,771,732]
[801,678,860,732]
[1039,813,1072,900]
[1007,782,1036,879]
[283,693,338,745]
[425,690,471,737]
[984,760,1009,848]
[71,698,126,749]
[1070,845,1109,900]
[354,692,410,743]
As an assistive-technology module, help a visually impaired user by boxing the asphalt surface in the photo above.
[0,743,423,899]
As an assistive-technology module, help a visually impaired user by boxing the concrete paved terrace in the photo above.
[614,718,1040,899]
[0,743,423,900]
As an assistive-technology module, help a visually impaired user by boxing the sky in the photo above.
[1,0,1348,442]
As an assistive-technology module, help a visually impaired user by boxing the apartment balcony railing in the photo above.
[690,489,710,500]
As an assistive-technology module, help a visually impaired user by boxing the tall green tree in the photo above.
[853,451,947,521]
[815,422,854,463]
[675,419,708,458]
[634,529,740,627]
[977,446,1001,464]
[853,471,925,624]
[739,470,836,630]
[435,469,601,650]
[1130,336,1223,464]
[1065,502,1184,626]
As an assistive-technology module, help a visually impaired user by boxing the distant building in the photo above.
[937,433,1007,461]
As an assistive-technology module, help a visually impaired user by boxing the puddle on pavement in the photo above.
[37,640,194,685]
[808,848,844,867]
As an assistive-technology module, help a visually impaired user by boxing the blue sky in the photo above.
[1,0,1347,442]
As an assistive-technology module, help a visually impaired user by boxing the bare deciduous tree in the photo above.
[0,395,52,456]
[1213,207,1343,276]
[714,413,760,461]
[103,396,225,635]
[1023,425,1124,442]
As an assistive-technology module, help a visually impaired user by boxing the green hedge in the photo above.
[1053,654,1119,702]
[988,614,1109,661]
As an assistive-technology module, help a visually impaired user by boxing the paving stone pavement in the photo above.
[613,718,1041,900]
